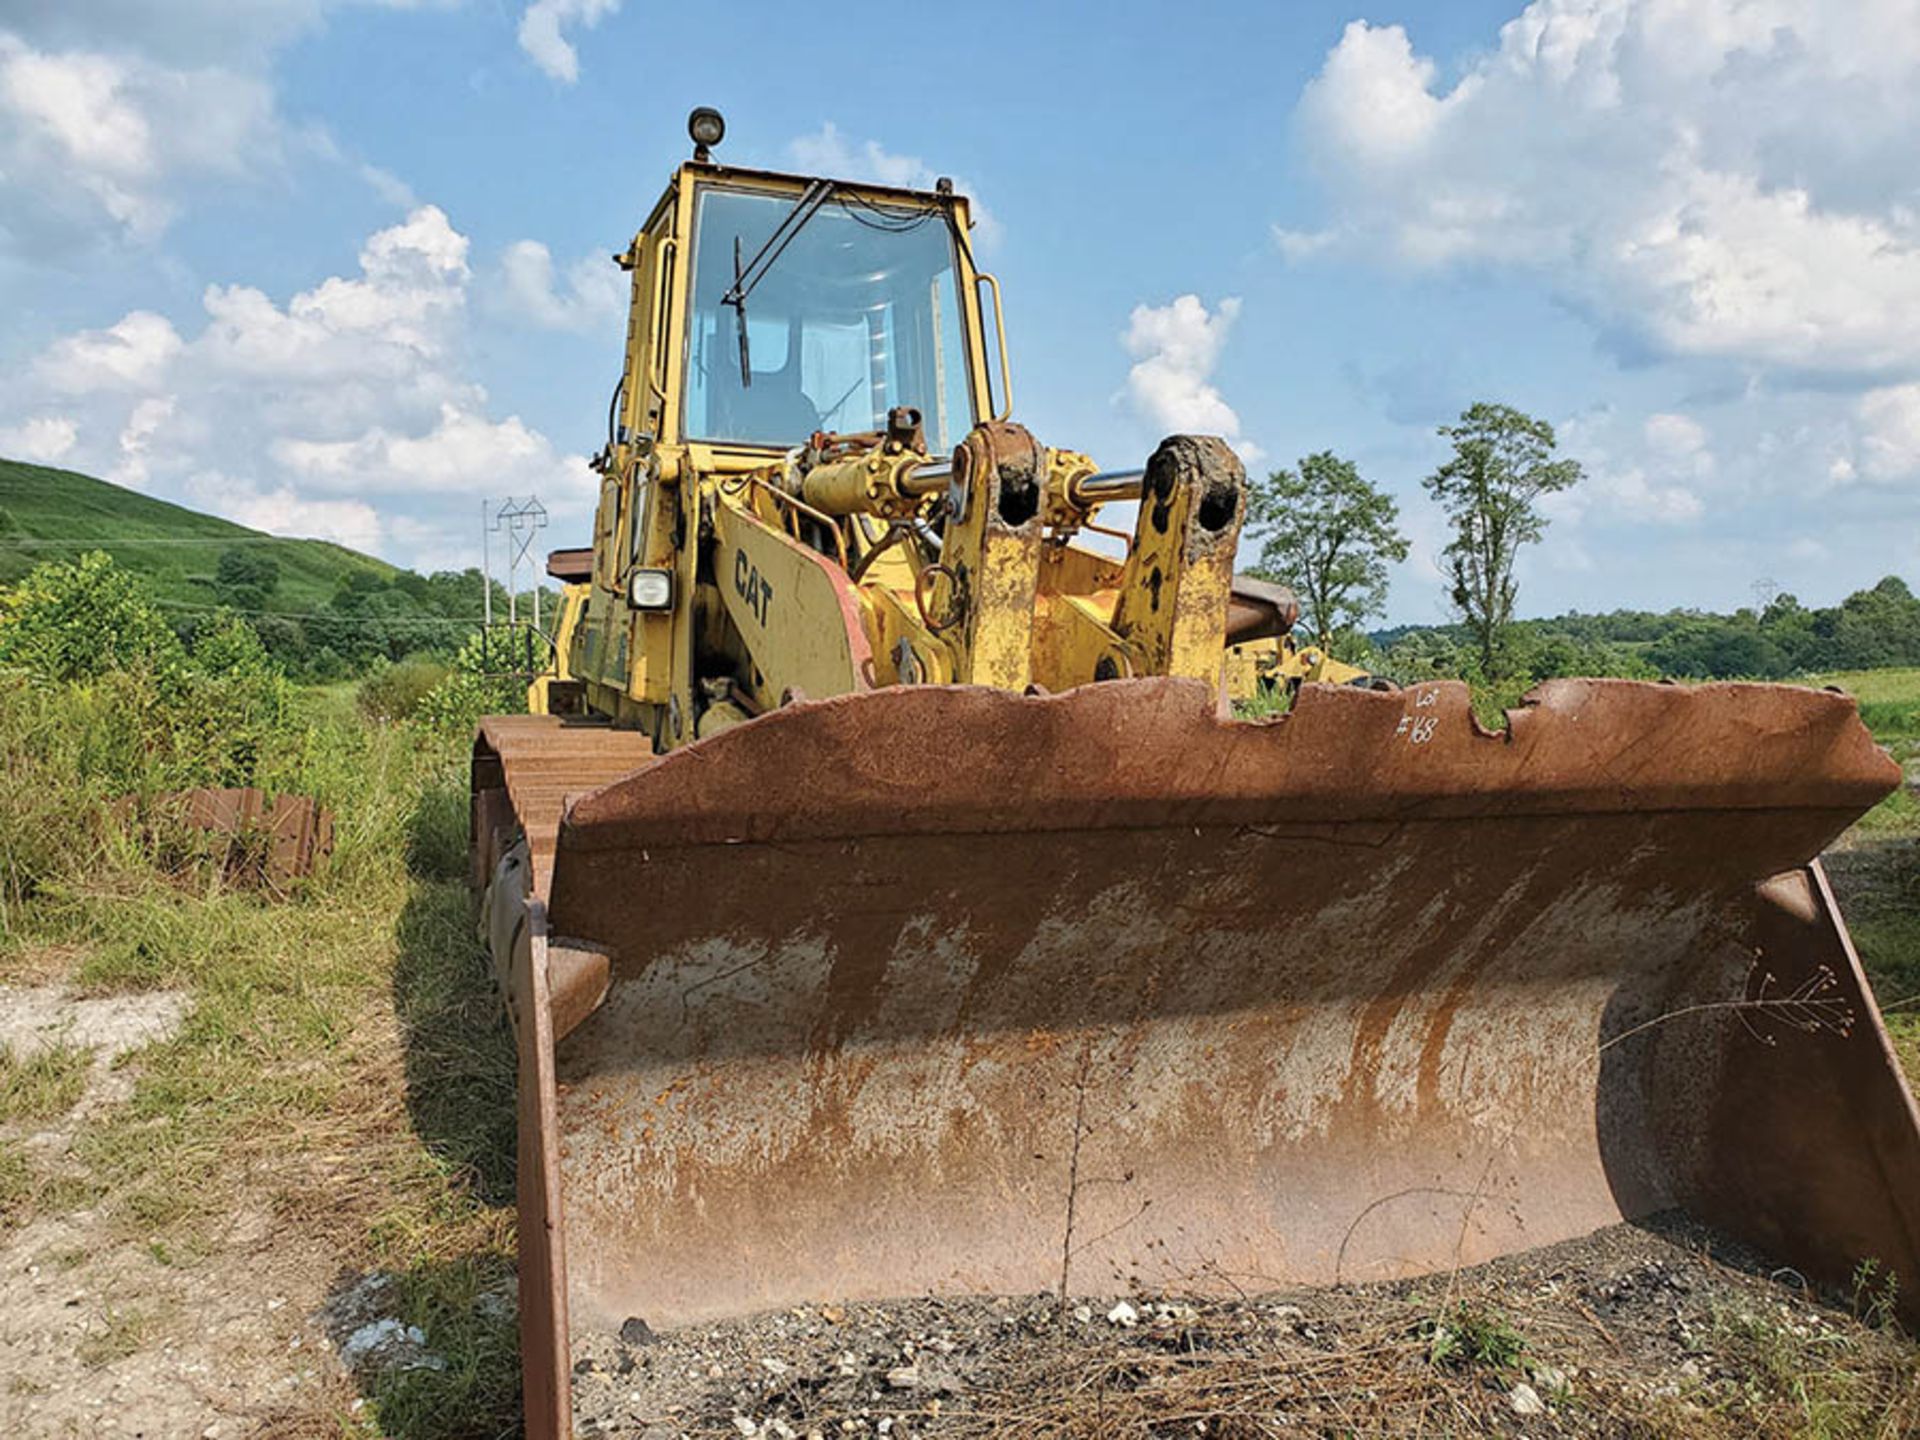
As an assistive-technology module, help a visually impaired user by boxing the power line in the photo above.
[151,599,490,628]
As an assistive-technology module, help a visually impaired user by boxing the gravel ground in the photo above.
[569,1215,1918,1438]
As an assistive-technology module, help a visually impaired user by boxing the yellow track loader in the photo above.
[473,109,1920,1438]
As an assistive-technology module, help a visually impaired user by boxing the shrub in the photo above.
[213,547,280,611]
[358,656,453,723]
[0,551,183,682]
[413,633,526,736]
[164,617,298,789]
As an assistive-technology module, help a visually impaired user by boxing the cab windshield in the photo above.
[683,186,975,451]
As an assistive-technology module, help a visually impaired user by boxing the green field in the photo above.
[0,457,399,615]
[1818,668,1920,1084]
[1820,666,1920,749]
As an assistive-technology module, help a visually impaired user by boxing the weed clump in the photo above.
[1423,1299,1528,1372]
[1853,1258,1903,1332]
[0,1043,91,1124]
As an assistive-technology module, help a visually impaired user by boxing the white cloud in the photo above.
[178,205,474,440]
[1857,383,1920,482]
[37,312,185,393]
[0,30,280,250]
[270,202,469,352]
[1545,408,1707,525]
[0,3,457,257]
[357,161,418,209]
[1295,20,1451,169]
[1120,295,1263,465]
[1642,412,1713,475]
[2,205,593,565]
[496,240,625,331]
[517,0,619,83]
[385,513,487,577]
[273,400,593,497]
[1591,466,1706,523]
[787,123,1001,247]
[1643,411,1704,455]
[2,44,152,172]
[0,415,78,463]
[1279,2,1920,617]
[185,470,385,551]
[110,396,175,488]
[1284,2,1920,376]
[1272,227,1337,262]
[790,123,928,189]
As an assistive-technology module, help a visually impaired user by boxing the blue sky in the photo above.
[2,0,1916,625]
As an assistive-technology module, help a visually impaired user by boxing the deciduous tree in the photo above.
[1422,403,1582,676]
[1247,451,1408,647]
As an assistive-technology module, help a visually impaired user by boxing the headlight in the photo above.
[628,568,673,610]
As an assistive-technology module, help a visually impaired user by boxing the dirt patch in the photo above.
[0,984,358,1437]
[0,984,189,1066]
[0,1207,362,1438]
[0,984,191,1136]
[570,1217,1918,1438]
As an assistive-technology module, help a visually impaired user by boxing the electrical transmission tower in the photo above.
[485,496,550,630]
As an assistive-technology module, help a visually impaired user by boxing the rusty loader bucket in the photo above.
[473,677,1920,1438]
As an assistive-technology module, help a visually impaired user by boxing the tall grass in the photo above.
[1817,668,1920,710]
[0,669,461,929]
[0,649,519,1435]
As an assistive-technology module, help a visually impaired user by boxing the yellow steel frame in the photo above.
[542,154,1371,748]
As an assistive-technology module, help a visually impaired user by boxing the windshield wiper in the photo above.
[721,178,834,388]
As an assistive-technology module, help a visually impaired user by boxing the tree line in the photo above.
[203,546,547,681]
[1245,401,1918,685]
[1373,577,1920,684]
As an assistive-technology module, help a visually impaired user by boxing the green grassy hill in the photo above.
[0,457,400,614]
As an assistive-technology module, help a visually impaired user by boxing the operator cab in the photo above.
[671,167,992,455]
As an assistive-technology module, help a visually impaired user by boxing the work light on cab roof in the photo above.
[687,105,724,160]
